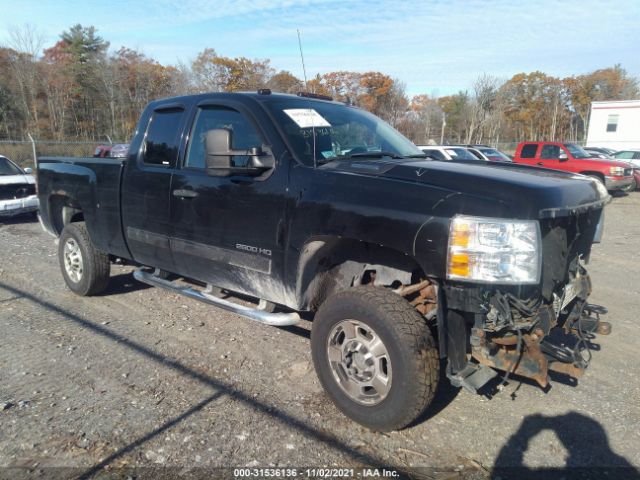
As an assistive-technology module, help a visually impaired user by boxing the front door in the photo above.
[538,144,579,173]
[168,103,289,304]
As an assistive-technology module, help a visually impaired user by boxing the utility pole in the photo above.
[27,133,37,170]
[440,112,446,144]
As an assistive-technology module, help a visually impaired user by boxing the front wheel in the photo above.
[58,222,110,296]
[311,286,439,431]
[623,178,637,192]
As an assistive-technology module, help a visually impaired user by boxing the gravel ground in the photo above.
[0,193,639,479]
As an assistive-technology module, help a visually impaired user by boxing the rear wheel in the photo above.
[58,222,110,296]
[311,286,439,431]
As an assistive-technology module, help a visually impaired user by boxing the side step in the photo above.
[133,270,300,327]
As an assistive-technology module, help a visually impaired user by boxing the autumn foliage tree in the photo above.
[0,23,638,147]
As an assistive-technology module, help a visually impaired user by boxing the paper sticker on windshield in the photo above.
[284,109,331,128]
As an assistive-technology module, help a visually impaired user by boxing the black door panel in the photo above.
[121,107,186,271]
[168,104,288,303]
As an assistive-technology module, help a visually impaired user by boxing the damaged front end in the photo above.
[466,264,608,390]
[410,206,611,393]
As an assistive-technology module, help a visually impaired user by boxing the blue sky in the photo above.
[1,0,638,96]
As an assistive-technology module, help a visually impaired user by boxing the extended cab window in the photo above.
[185,107,262,169]
[540,145,561,159]
[143,108,184,166]
[520,144,538,158]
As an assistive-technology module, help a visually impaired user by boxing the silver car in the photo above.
[0,156,38,217]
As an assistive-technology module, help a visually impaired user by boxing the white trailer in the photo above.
[586,100,640,151]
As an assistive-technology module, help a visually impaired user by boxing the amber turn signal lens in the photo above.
[450,222,470,248]
[448,253,470,277]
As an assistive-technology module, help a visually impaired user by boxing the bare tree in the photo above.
[5,24,44,137]
[466,74,500,143]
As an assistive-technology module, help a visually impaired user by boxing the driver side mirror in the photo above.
[205,128,274,177]
[558,151,568,161]
[24,167,33,174]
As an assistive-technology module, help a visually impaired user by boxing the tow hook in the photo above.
[577,303,612,336]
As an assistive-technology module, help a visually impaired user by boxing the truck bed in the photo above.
[37,156,130,259]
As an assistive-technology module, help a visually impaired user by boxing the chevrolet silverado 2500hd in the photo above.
[37,91,611,431]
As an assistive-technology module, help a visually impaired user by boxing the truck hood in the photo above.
[582,157,633,168]
[321,158,610,219]
[0,174,35,185]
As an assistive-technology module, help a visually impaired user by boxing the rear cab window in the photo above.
[143,107,185,167]
[520,143,538,159]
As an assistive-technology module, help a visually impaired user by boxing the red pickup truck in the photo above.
[513,142,634,192]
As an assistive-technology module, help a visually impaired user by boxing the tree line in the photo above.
[1,24,638,146]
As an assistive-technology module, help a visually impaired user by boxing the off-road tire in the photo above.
[311,286,439,431]
[58,222,110,296]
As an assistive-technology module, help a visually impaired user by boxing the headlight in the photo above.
[447,215,541,284]
[610,166,624,176]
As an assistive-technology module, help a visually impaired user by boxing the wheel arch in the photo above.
[48,193,85,235]
[295,235,428,311]
[580,171,605,182]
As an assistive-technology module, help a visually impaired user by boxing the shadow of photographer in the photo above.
[493,411,639,479]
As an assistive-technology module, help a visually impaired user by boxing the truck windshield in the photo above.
[0,157,23,175]
[563,143,592,159]
[263,98,423,166]
[447,148,478,160]
[478,148,512,162]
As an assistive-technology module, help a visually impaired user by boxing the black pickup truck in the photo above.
[37,91,611,431]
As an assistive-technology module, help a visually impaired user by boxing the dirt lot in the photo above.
[1,193,639,479]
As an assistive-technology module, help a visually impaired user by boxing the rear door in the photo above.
[121,105,187,271]
[168,101,289,303]
[516,143,539,166]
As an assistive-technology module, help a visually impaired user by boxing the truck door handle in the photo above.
[537,162,544,166]
[173,189,199,198]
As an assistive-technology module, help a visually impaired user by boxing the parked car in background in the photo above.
[93,144,112,158]
[93,143,130,158]
[613,150,640,191]
[110,143,130,158]
[0,155,38,218]
[584,146,617,157]
[416,145,479,161]
[513,141,634,192]
[459,145,512,162]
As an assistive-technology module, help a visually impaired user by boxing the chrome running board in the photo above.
[133,269,300,326]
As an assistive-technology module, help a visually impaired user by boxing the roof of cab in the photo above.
[148,91,346,109]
